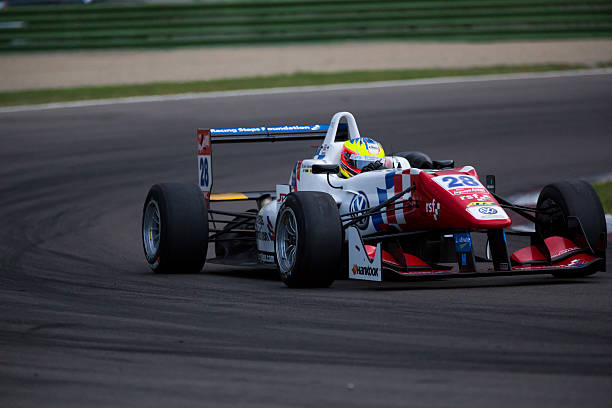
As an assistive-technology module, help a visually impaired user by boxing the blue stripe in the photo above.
[385,172,395,189]
[372,173,396,231]
[372,187,386,232]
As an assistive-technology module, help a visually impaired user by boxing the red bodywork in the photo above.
[361,168,604,278]
[407,168,511,230]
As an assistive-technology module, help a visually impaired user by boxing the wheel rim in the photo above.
[276,207,298,276]
[143,199,161,260]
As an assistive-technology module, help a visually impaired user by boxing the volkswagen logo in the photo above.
[349,192,370,230]
[478,206,498,215]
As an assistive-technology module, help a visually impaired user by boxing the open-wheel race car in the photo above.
[142,112,607,287]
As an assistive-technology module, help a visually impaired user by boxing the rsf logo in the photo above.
[349,192,369,230]
[425,198,440,220]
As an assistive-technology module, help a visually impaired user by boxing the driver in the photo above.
[339,137,386,178]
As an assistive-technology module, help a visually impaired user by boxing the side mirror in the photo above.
[485,174,495,193]
[312,164,339,175]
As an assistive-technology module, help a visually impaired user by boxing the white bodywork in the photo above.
[255,112,411,265]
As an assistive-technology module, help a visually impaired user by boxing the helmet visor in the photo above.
[348,154,383,170]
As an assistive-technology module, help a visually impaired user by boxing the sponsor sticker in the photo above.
[197,129,211,155]
[460,193,493,201]
[211,127,265,134]
[466,205,508,220]
[568,258,586,267]
[454,233,472,253]
[276,184,291,204]
[349,192,370,230]
[449,187,490,196]
[551,246,580,259]
[256,216,275,242]
[425,198,440,221]
[478,206,498,214]
[467,201,495,207]
[257,252,275,264]
[352,264,380,278]
[315,143,330,159]
[255,216,271,242]
[211,125,326,135]
[364,139,380,154]
[267,124,322,132]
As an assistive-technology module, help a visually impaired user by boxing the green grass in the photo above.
[593,180,612,214]
[0,63,591,107]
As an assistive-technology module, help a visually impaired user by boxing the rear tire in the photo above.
[142,183,209,274]
[275,192,343,288]
[396,151,433,169]
[536,180,606,278]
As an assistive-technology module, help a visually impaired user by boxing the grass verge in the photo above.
[0,63,592,107]
[593,180,612,214]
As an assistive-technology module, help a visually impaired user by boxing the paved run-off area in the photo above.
[1,39,612,91]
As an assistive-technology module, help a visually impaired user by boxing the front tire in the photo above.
[275,192,343,288]
[142,183,209,274]
[536,180,606,278]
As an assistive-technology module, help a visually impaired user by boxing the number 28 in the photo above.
[199,157,209,188]
[441,175,479,188]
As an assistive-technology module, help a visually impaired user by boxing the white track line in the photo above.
[2,68,611,114]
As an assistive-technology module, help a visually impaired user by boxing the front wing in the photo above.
[347,226,605,282]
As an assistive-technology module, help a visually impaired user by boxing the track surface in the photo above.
[1,74,611,407]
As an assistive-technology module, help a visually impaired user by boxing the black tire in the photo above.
[536,180,606,278]
[275,192,343,288]
[142,183,208,274]
[396,151,433,169]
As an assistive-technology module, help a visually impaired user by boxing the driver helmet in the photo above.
[339,137,386,178]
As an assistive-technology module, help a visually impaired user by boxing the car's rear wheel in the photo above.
[396,151,433,169]
[536,180,606,278]
[142,183,209,274]
[275,192,343,288]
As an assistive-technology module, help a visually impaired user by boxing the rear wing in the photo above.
[208,123,348,143]
[197,122,349,204]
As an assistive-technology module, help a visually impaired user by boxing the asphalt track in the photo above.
[1,73,611,407]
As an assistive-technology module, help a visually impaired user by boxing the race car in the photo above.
[142,112,607,287]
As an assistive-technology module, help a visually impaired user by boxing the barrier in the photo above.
[1,0,611,52]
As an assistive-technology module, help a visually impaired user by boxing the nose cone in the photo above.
[418,169,511,229]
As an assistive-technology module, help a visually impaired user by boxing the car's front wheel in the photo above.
[535,180,606,278]
[275,192,343,288]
